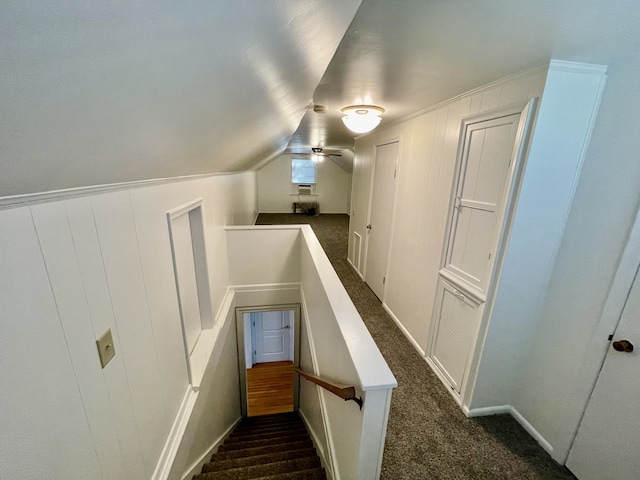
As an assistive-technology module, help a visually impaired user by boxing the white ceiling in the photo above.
[289,0,640,155]
[2,0,640,196]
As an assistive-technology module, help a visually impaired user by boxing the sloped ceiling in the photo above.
[3,0,640,196]
[288,0,640,157]
[0,0,361,196]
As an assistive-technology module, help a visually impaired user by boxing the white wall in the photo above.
[349,67,547,353]
[226,225,397,479]
[226,226,301,285]
[350,59,640,464]
[0,172,256,480]
[509,57,640,461]
[258,154,352,214]
[168,302,241,480]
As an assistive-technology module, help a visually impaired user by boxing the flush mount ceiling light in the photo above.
[341,105,385,134]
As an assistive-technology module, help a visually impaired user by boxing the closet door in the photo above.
[444,113,521,293]
[427,102,535,398]
[364,140,399,300]
[430,279,481,393]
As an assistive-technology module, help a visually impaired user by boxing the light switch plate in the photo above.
[96,329,116,368]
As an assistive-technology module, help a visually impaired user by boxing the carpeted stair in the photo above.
[193,412,326,480]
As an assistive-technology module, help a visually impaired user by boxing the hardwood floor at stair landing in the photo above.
[247,361,294,417]
[192,412,326,480]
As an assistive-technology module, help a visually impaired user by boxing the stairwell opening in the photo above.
[235,304,301,418]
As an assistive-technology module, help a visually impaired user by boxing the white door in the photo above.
[365,141,399,300]
[252,311,292,364]
[566,265,640,480]
[430,279,481,393]
[444,113,521,293]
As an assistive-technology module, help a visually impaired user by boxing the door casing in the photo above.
[235,304,301,417]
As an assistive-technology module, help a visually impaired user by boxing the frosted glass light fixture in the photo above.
[341,105,385,134]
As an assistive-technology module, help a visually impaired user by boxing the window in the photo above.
[291,158,317,184]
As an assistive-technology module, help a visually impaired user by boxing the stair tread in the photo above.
[218,433,311,452]
[231,422,305,435]
[225,427,307,443]
[197,414,325,480]
[252,468,326,480]
[239,413,300,425]
[212,440,314,461]
[192,456,320,480]
[202,448,318,473]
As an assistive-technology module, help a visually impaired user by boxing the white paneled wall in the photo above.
[349,67,547,353]
[0,172,256,480]
[258,154,352,214]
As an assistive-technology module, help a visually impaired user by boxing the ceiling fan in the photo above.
[290,147,342,157]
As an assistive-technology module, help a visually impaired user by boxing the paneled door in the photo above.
[365,141,399,300]
[429,103,533,397]
[252,310,292,364]
[566,263,640,480]
[444,113,522,294]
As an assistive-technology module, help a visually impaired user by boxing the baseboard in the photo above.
[151,387,199,480]
[465,404,554,455]
[180,416,242,480]
[465,405,511,417]
[298,409,335,480]
[509,406,554,455]
[346,258,364,280]
[381,303,426,357]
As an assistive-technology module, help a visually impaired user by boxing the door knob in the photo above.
[283,325,290,329]
[612,340,634,352]
[366,224,372,230]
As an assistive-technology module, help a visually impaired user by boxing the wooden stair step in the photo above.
[201,447,317,473]
[192,456,321,480]
[211,439,313,461]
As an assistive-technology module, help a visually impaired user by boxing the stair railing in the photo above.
[295,368,363,409]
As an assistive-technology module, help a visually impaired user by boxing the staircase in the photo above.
[193,412,326,480]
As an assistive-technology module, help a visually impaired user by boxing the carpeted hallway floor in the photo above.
[256,213,577,480]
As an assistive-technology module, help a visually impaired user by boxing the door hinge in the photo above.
[254,350,256,355]
[608,334,613,341]
[252,321,255,326]
[394,170,397,179]
[383,276,386,285]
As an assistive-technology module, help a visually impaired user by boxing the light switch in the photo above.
[96,329,116,368]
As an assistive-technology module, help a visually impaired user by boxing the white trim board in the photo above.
[298,287,338,480]
[0,171,246,211]
[179,417,242,480]
[152,387,199,480]
[346,257,364,280]
[298,408,335,480]
[465,405,554,456]
[382,302,426,357]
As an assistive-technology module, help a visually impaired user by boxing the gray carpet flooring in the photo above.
[256,213,577,480]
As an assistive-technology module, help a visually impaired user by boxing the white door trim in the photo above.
[235,304,301,417]
[362,136,402,300]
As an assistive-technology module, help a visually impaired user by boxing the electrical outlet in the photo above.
[96,329,116,368]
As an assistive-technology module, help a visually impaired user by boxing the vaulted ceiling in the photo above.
[2,0,640,196]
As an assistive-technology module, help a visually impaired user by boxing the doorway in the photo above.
[236,305,301,417]
[364,140,400,300]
